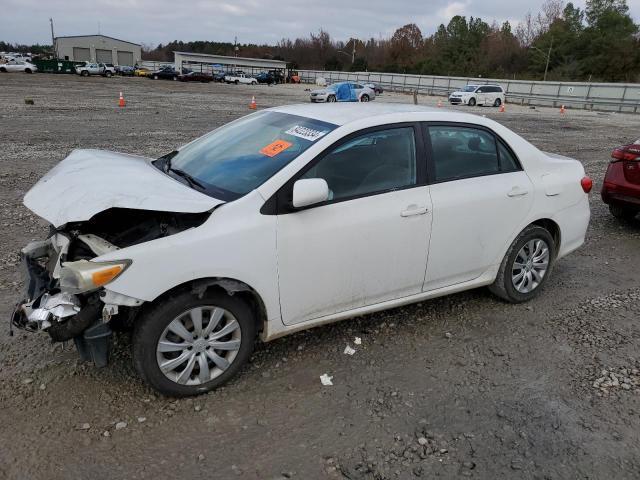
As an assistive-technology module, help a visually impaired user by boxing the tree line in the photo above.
[3,0,638,82]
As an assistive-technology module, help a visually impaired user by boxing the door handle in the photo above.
[507,186,529,197]
[401,205,429,217]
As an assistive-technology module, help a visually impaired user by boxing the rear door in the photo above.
[422,122,534,291]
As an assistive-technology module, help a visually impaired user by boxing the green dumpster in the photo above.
[32,59,83,74]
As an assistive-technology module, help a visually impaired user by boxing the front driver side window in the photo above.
[301,127,417,201]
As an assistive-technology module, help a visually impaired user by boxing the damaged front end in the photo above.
[11,208,210,367]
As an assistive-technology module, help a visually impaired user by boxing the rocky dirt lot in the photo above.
[1,73,639,480]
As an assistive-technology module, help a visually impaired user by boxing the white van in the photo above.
[449,84,505,107]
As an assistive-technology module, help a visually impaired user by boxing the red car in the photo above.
[601,139,640,220]
[178,72,212,83]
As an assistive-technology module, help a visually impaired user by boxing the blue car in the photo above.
[309,82,376,103]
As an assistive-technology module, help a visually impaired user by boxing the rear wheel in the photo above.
[235,80,239,85]
[468,97,476,106]
[133,290,256,397]
[0,67,6,72]
[24,68,32,74]
[172,76,177,81]
[81,70,89,77]
[105,71,112,77]
[609,204,638,221]
[494,98,502,107]
[153,74,158,80]
[489,225,555,303]
[360,94,370,102]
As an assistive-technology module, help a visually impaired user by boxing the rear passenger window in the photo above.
[429,126,499,182]
[498,141,519,172]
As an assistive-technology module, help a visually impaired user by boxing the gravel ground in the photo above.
[1,73,640,480]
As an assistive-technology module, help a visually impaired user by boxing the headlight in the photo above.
[60,259,131,294]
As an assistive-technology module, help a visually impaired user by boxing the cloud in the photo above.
[0,0,638,45]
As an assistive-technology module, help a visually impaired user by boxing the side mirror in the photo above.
[292,178,329,208]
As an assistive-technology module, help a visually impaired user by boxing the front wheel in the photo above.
[489,225,555,303]
[234,80,239,85]
[133,290,256,397]
[105,71,112,77]
[327,95,336,103]
[468,97,476,106]
[153,74,158,80]
[172,76,177,81]
[81,70,89,77]
[494,98,502,107]
[360,94,370,102]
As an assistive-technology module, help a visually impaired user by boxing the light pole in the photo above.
[529,36,553,82]
[337,38,356,64]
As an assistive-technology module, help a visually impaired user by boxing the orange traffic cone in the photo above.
[249,96,257,110]
[499,103,505,113]
[560,104,565,114]
[118,92,126,108]
[437,99,443,108]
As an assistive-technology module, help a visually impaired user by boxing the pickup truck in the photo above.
[224,72,257,85]
[75,62,115,77]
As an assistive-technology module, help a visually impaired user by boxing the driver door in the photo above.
[275,124,432,325]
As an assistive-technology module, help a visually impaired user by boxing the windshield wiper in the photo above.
[163,155,206,191]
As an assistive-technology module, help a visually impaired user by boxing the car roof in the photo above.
[270,103,476,126]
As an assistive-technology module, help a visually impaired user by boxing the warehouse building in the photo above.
[174,51,288,76]
[54,35,141,66]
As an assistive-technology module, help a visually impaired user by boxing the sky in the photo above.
[1,0,639,47]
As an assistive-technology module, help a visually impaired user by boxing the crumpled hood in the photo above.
[24,149,223,227]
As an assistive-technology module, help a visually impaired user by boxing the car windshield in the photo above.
[159,111,337,201]
[462,85,478,92]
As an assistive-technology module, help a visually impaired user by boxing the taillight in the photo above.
[581,176,593,193]
[612,146,640,162]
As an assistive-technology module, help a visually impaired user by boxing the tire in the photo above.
[172,76,177,81]
[24,68,32,74]
[489,225,556,303]
[494,98,502,107]
[234,80,239,85]
[105,71,112,77]
[251,81,257,85]
[0,67,6,72]
[153,74,158,80]
[327,95,336,103]
[609,204,638,221]
[468,97,476,106]
[360,94,370,102]
[133,290,257,397]
[81,70,89,77]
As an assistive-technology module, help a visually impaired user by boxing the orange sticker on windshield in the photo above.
[260,139,292,157]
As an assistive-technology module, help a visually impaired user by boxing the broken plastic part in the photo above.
[320,373,333,386]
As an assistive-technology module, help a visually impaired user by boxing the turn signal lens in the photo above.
[581,176,593,193]
[91,265,124,287]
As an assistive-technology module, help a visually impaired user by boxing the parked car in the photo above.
[255,71,275,84]
[449,84,505,107]
[310,82,375,102]
[212,71,226,82]
[151,66,179,80]
[134,67,152,77]
[115,65,135,76]
[12,103,591,396]
[178,71,212,83]
[365,83,384,94]
[75,62,113,77]
[0,60,37,73]
[224,72,258,85]
[288,71,300,83]
[601,138,640,221]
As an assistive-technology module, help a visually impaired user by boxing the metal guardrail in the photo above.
[299,70,640,113]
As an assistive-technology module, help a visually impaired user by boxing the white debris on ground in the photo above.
[344,345,356,356]
[593,367,640,395]
[354,337,362,345]
[320,374,333,386]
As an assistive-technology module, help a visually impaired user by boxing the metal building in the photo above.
[54,35,142,66]
[174,51,288,76]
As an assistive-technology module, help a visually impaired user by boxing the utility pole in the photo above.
[351,38,355,65]
[234,36,238,57]
[50,18,57,59]
[543,36,553,82]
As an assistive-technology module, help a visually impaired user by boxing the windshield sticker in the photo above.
[285,125,328,142]
[260,139,293,157]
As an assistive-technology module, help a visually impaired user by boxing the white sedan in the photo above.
[0,61,37,73]
[14,104,591,396]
